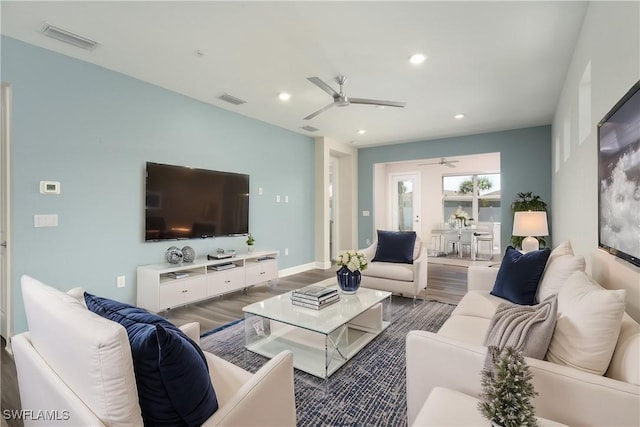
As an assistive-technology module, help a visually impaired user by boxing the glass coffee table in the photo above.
[242,279,392,378]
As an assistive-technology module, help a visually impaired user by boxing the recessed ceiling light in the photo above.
[357,129,367,135]
[278,92,291,101]
[454,113,465,119]
[409,53,426,65]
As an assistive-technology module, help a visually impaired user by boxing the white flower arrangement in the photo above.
[336,250,368,272]
[450,206,470,222]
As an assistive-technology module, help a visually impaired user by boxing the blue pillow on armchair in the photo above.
[84,293,218,427]
[372,230,417,264]
[491,246,551,305]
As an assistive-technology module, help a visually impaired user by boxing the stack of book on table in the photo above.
[291,285,339,310]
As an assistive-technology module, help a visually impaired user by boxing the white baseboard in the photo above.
[315,261,332,270]
[278,261,333,278]
[278,262,316,278]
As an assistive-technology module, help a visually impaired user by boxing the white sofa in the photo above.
[407,265,640,427]
[359,239,428,301]
[12,275,296,426]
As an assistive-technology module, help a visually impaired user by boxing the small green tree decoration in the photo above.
[478,346,538,427]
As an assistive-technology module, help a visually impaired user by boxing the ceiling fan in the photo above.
[304,75,406,120]
[418,158,460,168]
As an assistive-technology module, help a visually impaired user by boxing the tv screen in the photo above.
[597,80,640,267]
[145,162,249,241]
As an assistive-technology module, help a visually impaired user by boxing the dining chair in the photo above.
[474,222,494,260]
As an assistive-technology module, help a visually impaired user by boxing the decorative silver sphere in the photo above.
[165,246,183,264]
[181,246,196,263]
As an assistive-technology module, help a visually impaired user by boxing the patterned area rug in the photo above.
[200,297,455,426]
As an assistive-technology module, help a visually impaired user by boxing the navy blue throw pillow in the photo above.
[84,293,218,427]
[491,246,551,305]
[372,230,417,264]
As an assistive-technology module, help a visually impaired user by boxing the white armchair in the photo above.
[359,237,428,302]
[13,275,296,426]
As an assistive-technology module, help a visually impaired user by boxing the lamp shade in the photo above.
[512,211,549,237]
[513,211,548,252]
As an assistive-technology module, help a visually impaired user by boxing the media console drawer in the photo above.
[245,259,278,286]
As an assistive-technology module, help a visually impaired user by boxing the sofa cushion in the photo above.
[546,240,574,262]
[437,315,491,346]
[606,314,640,385]
[451,290,505,319]
[536,254,585,303]
[85,293,218,427]
[483,295,557,360]
[362,260,414,282]
[372,230,417,264]
[20,276,142,427]
[490,246,551,305]
[546,271,626,376]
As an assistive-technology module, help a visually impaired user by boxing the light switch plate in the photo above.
[40,181,60,194]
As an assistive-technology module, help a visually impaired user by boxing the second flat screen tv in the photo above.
[145,162,249,241]
[597,80,640,267]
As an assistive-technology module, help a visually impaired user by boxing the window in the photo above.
[443,174,501,224]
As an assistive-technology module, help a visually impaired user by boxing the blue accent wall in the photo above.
[357,126,552,249]
[2,37,315,333]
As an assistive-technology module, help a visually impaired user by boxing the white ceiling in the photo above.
[1,1,588,147]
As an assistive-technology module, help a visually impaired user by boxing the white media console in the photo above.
[137,250,278,312]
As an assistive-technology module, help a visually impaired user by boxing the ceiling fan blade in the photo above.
[349,97,406,108]
[445,162,457,168]
[307,77,339,98]
[304,103,335,120]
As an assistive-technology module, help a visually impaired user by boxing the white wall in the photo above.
[314,137,358,267]
[552,1,640,321]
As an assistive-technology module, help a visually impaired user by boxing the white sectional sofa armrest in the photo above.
[406,330,640,427]
[204,350,297,427]
[467,265,499,292]
[179,321,201,346]
[12,333,106,427]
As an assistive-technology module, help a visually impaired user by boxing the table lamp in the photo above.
[512,211,549,252]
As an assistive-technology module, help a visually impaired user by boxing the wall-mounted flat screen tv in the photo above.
[597,80,640,267]
[145,162,249,241]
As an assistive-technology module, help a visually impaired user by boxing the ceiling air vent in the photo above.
[41,23,100,50]
[301,125,319,132]
[218,93,246,105]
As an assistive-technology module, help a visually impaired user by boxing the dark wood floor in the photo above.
[0,262,466,427]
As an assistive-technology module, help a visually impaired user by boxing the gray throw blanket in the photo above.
[483,295,558,360]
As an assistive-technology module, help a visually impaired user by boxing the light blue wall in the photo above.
[2,37,315,333]
[358,126,552,249]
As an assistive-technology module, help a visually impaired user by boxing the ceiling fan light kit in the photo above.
[304,75,406,120]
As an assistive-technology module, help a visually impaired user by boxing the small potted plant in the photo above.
[478,346,538,427]
[246,234,255,254]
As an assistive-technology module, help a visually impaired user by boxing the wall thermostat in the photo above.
[40,181,60,194]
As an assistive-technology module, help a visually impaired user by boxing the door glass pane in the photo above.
[397,179,413,231]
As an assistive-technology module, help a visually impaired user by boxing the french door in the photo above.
[390,173,421,237]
